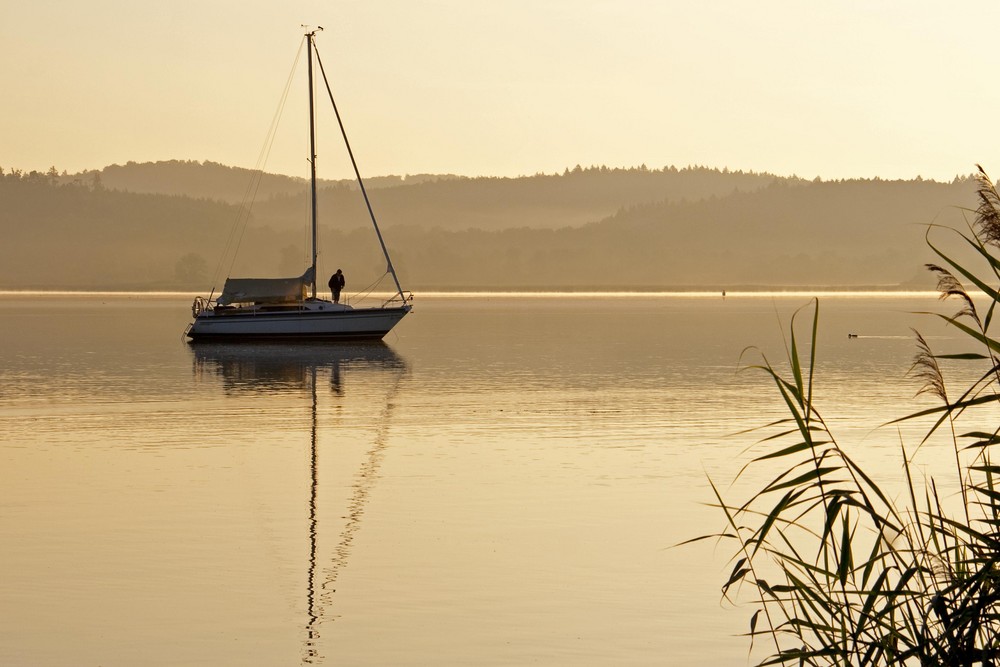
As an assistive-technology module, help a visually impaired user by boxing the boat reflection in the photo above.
[191,341,406,393]
[189,342,408,663]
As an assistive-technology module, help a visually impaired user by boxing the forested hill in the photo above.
[64,160,454,204]
[376,177,975,290]
[65,160,782,232]
[260,164,781,232]
[0,164,976,291]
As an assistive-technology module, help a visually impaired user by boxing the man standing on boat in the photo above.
[329,269,346,304]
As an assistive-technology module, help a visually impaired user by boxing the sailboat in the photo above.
[186,29,412,342]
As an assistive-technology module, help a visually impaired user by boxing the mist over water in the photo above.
[0,293,964,665]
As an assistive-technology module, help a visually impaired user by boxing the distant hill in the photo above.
[67,160,784,231]
[64,160,458,204]
[383,177,975,289]
[0,163,977,291]
[283,164,781,232]
[1,169,240,290]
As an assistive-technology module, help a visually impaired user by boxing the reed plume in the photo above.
[910,329,947,404]
[974,164,1000,246]
[925,263,980,325]
[700,168,1000,665]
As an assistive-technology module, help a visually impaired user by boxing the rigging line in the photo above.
[226,37,306,281]
[352,273,402,309]
[212,38,306,288]
[312,44,406,302]
[350,271,390,303]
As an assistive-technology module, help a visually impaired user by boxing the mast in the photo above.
[307,29,320,299]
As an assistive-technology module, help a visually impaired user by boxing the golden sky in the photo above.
[4,1,998,182]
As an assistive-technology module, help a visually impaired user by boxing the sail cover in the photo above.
[218,268,314,305]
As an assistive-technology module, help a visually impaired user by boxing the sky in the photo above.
[4,1,1000,182]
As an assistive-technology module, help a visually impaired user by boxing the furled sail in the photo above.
[218,268,314,305]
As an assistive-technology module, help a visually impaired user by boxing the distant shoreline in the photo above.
[0,288,945,299]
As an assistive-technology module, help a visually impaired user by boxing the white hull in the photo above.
[187,302,411,341]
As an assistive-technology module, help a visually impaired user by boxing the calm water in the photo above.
[0,293,968,665]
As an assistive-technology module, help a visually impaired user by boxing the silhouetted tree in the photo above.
[174,253,208,286]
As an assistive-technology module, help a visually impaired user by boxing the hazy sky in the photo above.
[4,1,999,182]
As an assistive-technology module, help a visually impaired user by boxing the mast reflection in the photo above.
[189,342,408,664]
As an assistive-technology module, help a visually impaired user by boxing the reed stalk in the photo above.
[696,168,1000,665]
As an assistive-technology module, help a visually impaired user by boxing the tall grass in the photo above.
[698,166,1000,665]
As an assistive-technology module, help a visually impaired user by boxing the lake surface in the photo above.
[0,292,970,665]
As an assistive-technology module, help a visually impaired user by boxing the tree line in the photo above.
[0,163,975,291]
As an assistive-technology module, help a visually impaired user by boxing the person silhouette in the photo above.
[328,269,345,304]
